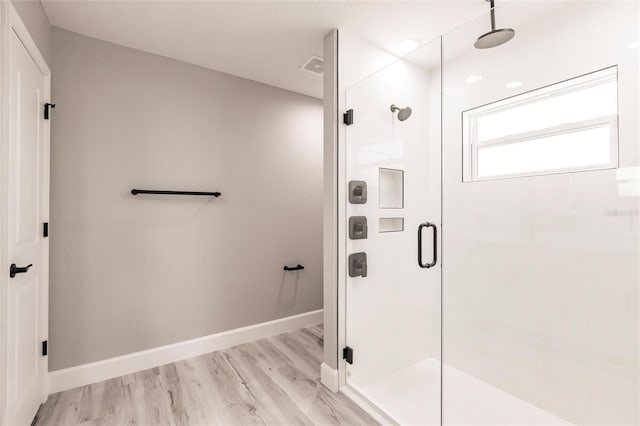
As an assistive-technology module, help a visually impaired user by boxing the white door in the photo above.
[4,8,50,425]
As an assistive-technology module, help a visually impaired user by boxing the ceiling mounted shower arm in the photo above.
[488,0,496,30]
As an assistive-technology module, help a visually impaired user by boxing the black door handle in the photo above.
[9,263,33,278]
[418,222,437,269]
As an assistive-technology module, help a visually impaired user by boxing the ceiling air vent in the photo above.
[300,55,324,76]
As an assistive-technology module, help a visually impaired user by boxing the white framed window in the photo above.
[463,66,619,181]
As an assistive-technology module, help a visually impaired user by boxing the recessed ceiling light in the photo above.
[397,39,422,55]
[466,75,483,84]
[300,55,324,76]
[629,39,640,49]
[506,80,523,89]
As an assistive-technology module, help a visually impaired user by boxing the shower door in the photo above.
[343,39,442,425]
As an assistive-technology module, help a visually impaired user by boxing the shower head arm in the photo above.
[487,0,496,30]
[390,104,412,121]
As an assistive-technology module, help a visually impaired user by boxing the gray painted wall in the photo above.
[11,0,51,66]
[50,28,323,370]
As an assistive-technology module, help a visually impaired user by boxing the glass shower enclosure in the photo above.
[341,1,639,424]
[344,38,442,425]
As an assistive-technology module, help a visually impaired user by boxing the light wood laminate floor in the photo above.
[33,324,377,426]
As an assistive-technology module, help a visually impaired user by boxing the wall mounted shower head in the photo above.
[475,0,515,49]
[390,104,412,121]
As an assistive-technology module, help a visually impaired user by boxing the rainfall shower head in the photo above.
[390,104,412,121]
[475,28,515,49]
[474,0,515,49]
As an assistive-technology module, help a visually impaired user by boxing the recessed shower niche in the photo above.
[379,168,403,209]
[379,217,404,233]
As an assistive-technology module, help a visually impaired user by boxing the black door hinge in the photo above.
[42,340,48,356]
[343,109,353,126]
[44,103,56,120]
[343,346,353,364]
[43,222,48,238]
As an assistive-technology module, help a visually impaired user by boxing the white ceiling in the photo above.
[42,1,491,99]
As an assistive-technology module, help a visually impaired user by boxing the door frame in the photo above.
[0,3,51,424]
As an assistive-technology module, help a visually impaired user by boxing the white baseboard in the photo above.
[320,362,339,393]
[49,309,323,394]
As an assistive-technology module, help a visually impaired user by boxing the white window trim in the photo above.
[463,66,619,181]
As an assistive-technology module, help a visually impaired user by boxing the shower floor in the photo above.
[355,358,571,425]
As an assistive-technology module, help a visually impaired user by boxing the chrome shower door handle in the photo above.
[418,222,437,269]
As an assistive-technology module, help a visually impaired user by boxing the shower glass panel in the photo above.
[344,38,442,424]
[442,1,640,425]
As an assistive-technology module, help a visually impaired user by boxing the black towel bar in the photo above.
[284,264,304,271]
[131,189,221,197]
